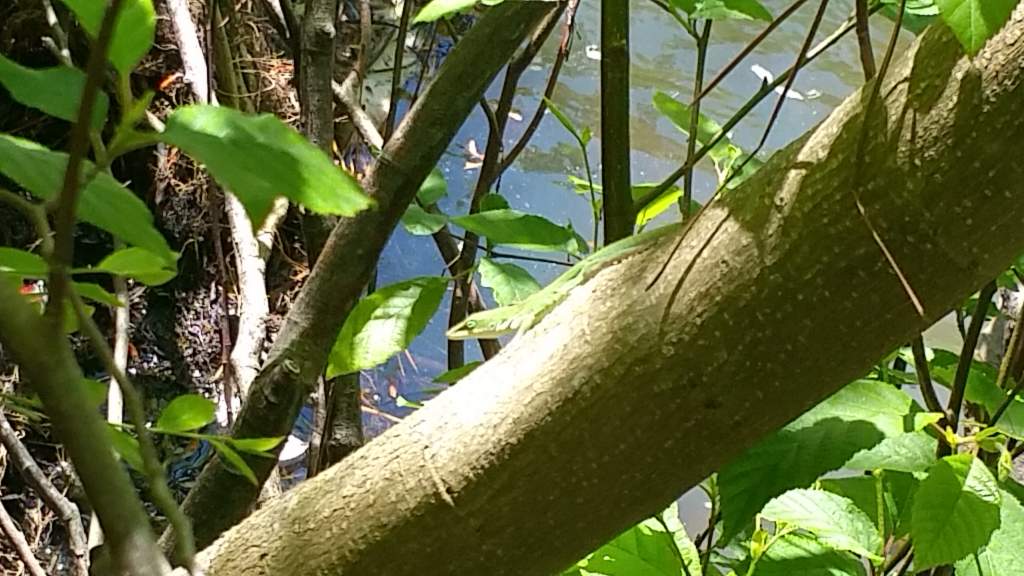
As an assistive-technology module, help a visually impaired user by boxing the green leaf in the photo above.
[73,282,123,307]
[955,488,1024,575]
[695,0,773,21]
[401,204,447,235]
[761,489,883,561]
[571,516,691,575]
[660,502,704,576]
[669,0,697,13]
[82,378,109,407]
[478,257,541,306]
[0,55,107,129]
[843,430,939,473]
[93,247,176,286]
[229,436,284,455]
[161,106,373,227]
[418,169,448,206]
[107,426,144,471]
[327,276,447,377]
[935,0,1017,55]
[749,532,865,576]
[652,91,729,155]
[452,209,581,254]
[434,361,483,384]
[911,453,1001,570]
[634,184,686,227]
[543,97,584,143]
[479,193,510,212]
[927,349,1024,439]
[413,0,477,23]
[0,134,175,263]
[0,248,47,277]
[208,439,258,485]
[719,380,929,540]
[154,394,216,433]
[59,0,155,75]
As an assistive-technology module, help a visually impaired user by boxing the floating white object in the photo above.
[278,434,309,464]
[750,64,805,101]
[584,44,602,61]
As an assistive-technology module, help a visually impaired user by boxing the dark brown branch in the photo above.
[855,0,876,80]
[910,337,946,418]
[0,489,47,576]
[600,0,633,242]
[944,281,998,455]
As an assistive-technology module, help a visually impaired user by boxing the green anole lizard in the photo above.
[446,222,681,340]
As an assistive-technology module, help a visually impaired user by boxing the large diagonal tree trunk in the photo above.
[180,10,1024,576]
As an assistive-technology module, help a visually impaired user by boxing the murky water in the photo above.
[366,0,931,536]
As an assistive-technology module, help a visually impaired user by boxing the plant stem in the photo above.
[683,20,711,219]
[943,281,998,456]
[600,0,633,242]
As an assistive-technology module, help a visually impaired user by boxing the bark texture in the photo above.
[170,1,562,550]
[186,12,1024,575]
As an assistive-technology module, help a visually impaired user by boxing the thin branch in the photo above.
[855,0,876,79]
[334,75,385,150]
[944,281,998,453]
[600,0,633,242]
[70,290,196,569]
[0,487,47,576]
[0,412,88,575]
[911,337,947,418]
[683,20,712,219]
[384,0,414,141]
[39,0,71,66]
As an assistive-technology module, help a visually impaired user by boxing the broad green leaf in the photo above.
[478,257,541,306]
[927,349,1024,439]
[749,533,865,576]
[94,247,176,286]
[74,282,123,307]
[719,380,929,540]
[452,209,581,254]
[479,193,510,212]
[418,169,448,206]
[161,106,373,227]
[844,430,939,473]
[414,0,476,23]
[911,453,1001,570]
[695,0,773,21]
[229,436,284,455]
[0,248,47,276]
[820,473,922,540]
[660,502,703,576]
[0,55,107,128]
[327,276,447,376]
[761,489,883,561]
[154,394,216,433]
[881,0,940,34]
[434,361,483,384]
[82,378,109,407]
[208,439,258,485]
[669,0,697,13]
[634,184,686,227]
[570,515,691,575]
[954,489,1024,575]
[108,426,144,471]
[59,0,155,75]
[0,134,175,263]
[935,0,1017,55]
[401,204,447,235]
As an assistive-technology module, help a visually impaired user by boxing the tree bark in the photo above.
[168,1,562,551]
[184,13,1024,575]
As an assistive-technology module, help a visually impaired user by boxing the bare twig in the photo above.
[855,0,876,79]
[0,412,88,575]
[944,281,998,454]
[0,486,47,576]
[683,20,712,219]
[39,0,71,66]
[911,337,946,418]
[384,0,415,141]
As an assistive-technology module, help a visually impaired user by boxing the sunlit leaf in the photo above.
[208,439,258,485]
[843,430,938,473]
[479,193,510,212]
[568,513,692,575]
[0,134,175,263]
[229,436,285,456]
[413,0,477,22]
[748,532,865,576]
[478,257,541,306]
[327,276,448,377]
[154,394,216,433]
[94,247,177,286]
[955,489,1024,575]
[0,55,107,128]
[761,489,884,561]
[926,349,1024,439]
[161,106,373,227]
[935,0,1017,55]
[719,380,930,541]
[434,361,483,384]
[59,0,155,75]
[452,209,582,254]
[912,453,1001,570]
[108,426,144,471]
[401,204,447,235]
[694,0,773,21]
[543,97,585,143]
[0,248,47,277]
[418,169,448,206]
[73,282,123,307]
